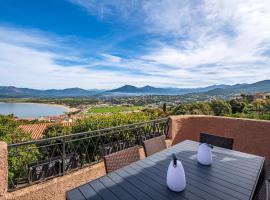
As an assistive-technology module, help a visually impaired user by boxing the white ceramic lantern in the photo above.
[197,143,213,165]
[166,154,186,192]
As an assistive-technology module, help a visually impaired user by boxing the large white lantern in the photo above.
[166,154,186,192]
[197,143,213,165]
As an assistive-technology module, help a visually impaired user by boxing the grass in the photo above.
[87,106,143,113]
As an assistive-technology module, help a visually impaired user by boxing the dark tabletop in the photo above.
[67,140,265,200]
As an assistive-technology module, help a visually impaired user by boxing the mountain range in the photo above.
[108,84,230,95]
[0,80,270,98]
[0,87,103,98]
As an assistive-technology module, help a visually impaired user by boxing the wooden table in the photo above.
[67,140,265,200]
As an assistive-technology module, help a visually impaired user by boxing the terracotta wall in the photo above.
[169,115,270,160]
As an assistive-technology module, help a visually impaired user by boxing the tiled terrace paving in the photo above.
[0,115,270,200]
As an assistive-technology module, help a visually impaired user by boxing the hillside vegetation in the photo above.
[172,94,270,120]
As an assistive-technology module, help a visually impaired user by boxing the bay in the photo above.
[0,102,68,118]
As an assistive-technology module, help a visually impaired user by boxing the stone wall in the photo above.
[6,162,105,200]
[169,115,270,160]
[0,142,7,200]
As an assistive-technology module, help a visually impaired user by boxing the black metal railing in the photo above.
[7,118,169,190]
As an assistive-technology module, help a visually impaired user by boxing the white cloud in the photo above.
[140,0,270,84]
[69,0,142,19]
[0,26,54,48]
[142,0,200,36]
[101,54,122,63]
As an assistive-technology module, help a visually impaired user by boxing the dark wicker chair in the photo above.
[254,180,269,200]
[27,153,79,183]
[103,145,140,173]
[200,132,234,150]
[143,135,166,157]
[100,140,133,157]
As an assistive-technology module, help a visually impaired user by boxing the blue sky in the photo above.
[0,0,270,89]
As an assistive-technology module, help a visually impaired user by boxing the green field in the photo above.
[87,106,143,113]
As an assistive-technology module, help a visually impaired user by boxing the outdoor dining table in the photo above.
[66,140,265,200]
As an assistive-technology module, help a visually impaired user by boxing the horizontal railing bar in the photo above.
[8,117,169,148]
[26,142,62,150]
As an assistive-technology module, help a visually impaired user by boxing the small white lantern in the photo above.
[197,143,213,165]
[166,154,186,192]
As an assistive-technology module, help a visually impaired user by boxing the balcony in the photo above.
[0,115,270,200]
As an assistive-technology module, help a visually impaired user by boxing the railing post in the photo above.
[165,118,170,138]
[153,121,156,136]
[0,142,7,200]
[61,138,66,175]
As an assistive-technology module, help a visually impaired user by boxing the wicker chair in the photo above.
[103,145,140,173]
[143,135,166,157]
[100,140,132,157]
[254,180,269,200]
[200,132,234,150]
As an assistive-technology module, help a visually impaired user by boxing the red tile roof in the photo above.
[19,122,72,140]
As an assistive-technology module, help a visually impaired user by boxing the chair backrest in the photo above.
[200,132,234,150]
[27,153,79,183]
[100,140,132,157]
[103,145,140,173]
[143,135,166,157]
[255,180,269,200]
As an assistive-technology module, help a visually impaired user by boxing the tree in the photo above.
[0,115,32,143]
[162,103,167,112]
[252,99,265,112]
[245,95,254,103]
[229,99,246,114]
[172,102,214,115]
[210,100,232,116]
[0,115,40,188]
[263,101,270,113]
[188,102,214,115]
[43,123,71,138]
[173,104,189,115]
